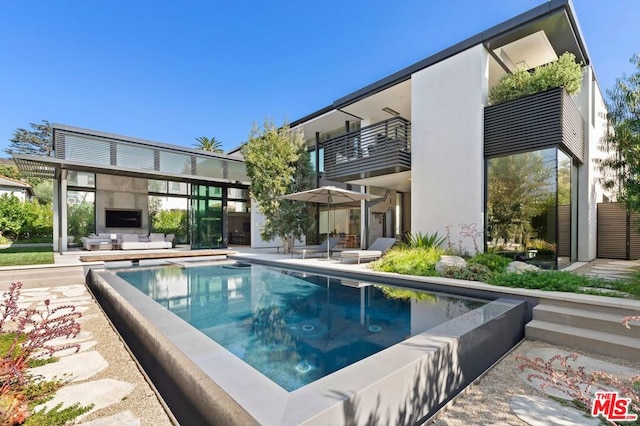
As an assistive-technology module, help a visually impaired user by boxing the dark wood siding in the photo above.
[561,90,585,163]
[558,204,571,257]
[484,88,585,163]
[597,202,630,259]
[630,211,640,259]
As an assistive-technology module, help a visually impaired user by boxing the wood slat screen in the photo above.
[597,202,630,259]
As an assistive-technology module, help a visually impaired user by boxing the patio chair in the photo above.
[291,237,341,259]
[340,237,397,264]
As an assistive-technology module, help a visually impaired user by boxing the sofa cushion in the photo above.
[120,241,149,250]
[121,234,138,242]
[149,233,165,242]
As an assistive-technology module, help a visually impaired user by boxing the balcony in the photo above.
[323,117,411,182]
[484,87,585,163]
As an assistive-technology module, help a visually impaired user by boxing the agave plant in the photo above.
[404,231,446,249]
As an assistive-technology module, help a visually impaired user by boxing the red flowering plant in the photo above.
[0,282,82,425]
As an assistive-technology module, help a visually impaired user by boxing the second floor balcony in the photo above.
[323,117,411,182]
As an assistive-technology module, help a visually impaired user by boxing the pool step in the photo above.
[526,303,640,362]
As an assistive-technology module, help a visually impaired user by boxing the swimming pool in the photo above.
[114,262,486,391]
[88,260,526,425]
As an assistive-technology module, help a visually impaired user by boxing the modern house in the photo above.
[13,0,607,269]
[14,124,251,252]
[279,0,607,269]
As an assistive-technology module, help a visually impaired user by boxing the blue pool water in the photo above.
[114,262,486,391]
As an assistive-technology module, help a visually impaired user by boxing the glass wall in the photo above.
[67,190,95,243]
[191,184,223,249]
[318,205,361,248]
[149,180,189,244]
[67,171,96,244]
[486,148,574,269]
[228,188,251,245]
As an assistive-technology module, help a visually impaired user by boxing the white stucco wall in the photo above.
[410,44,489,254]
[0,187,27,201]
[576,66,608,261]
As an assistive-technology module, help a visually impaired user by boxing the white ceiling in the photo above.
[493,30,558,71]
[341,80,412,124]
[349,170,412,193]
[293,109,360,141]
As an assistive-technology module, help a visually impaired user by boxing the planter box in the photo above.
[484,87,584,163]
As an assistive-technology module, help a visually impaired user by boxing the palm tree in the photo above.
[194,136,224,153]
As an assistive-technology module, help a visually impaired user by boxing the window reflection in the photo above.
[487,148,573,269]
[67,190,95,241]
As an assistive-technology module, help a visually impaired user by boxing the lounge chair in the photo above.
[291,237,341,259]
[340,237,397,264]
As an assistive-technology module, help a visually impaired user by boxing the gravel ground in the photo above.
[76,289,175,425]
[430,339,640,425]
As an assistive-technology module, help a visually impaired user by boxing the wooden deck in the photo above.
[79,249,237,263]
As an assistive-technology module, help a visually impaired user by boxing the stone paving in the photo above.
[512,347,639,425]
[13,283,174,425]
[572,258,640,281]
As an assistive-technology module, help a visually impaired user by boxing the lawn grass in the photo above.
[0,245,54,266]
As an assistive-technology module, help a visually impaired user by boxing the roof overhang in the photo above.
[290,0,590,126]
[13,155,250,186]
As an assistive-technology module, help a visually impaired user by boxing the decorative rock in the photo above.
[59,285,87,297]
[510,395,600,425]
[47,331,94,346]
[35,379,136,418]
[29,351,108,382]
[506,261,540,273]
[53,340,98,357]
[435,255,466,274]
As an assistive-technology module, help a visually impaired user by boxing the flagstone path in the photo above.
[16,283,174,425]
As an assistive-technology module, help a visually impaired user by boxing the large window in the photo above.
[486,148,574,269]
[148,179,189,244]
[67,190,95,242]
[149,196,189,244]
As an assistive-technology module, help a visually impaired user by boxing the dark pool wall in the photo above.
[420,298,526,422]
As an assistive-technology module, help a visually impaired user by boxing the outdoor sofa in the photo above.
[82,233,174,250]
[340,237,397,264]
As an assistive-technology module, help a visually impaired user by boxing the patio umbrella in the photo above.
[279,186,381,258]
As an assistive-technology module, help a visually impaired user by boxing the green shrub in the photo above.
[467,253,511,273]
[488,52,583,105]
[403,231,446,249]
[439,263,494,282]
[371,246,444,277]
[488,270,629,297]
[0,194,53,241]
[24,402,93,426]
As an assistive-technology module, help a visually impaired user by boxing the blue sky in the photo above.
[0,0,638,156]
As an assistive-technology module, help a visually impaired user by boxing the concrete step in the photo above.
[532,304,640,338]
[540,298,640,318]
[525,319,640,362]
